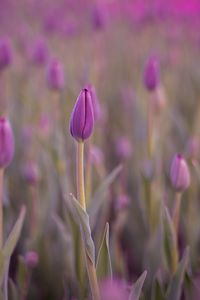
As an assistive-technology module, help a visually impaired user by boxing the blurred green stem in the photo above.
[173,192,182,238]
[147,96,153,158]
[77,141,100,300]
[0,168,4,248]
[144,178,153,231]
[86,139,92,206]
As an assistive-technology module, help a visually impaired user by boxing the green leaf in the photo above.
[152,279,166,300]
[166,247,190,300]
[16,256,28,295]
[129,270,147,300]
[8,279,18,300]
[89,165,122,229]
[3,206,26,259]
[163,207,178,273]
[0,206,26,286]
[69,194,95,265]
[96,223,112,280]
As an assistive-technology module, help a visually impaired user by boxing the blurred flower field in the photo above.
[1,0,200,299]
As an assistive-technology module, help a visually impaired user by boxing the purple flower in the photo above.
[0,118,14,169]
[170,154,190,192]
[115,137,132,160]
[0,38,12,71]
[21,161,40,185]
[91,4,108,30]
[70,88,94,142]
[29,38,49,66]
[143,55,160,91]
[25,251,39,268]
[46,58,65,91]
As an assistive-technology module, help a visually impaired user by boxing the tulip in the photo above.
[25,251,39,268]
[29,38,49,66]
[21,161,40,186]
[70,88,94,142]
[46,58,65,91]
[170,154,190,250]
[143,55,160,91]
[0,38,12,71]
[115,137,132,160]
[170,154,190,192]
[69,88,99,300]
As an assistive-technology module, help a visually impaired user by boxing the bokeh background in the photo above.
[1,0,200,299]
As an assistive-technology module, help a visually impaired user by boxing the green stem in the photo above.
[173,192,182,238]
[0,168,4,248]
[76,141,100,300]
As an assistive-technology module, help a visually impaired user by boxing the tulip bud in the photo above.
[0,118,14,168]
[143,55,160,91]
[70,88,94,142]
[115,137,132,160]
[91,4,108,30]
[21,161,40,185]
[170,154,190,192]
[0,38,12,71]
[46,58,65,90]
[24,251,39,268]
[29,38,49,66]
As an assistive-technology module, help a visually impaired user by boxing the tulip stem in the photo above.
[147,97,153,158]
[0,168,4,248]
[77,142,86,210]
[76,141,100,300]
[173,192,182,237]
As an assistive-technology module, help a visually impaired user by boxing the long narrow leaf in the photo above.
[129,270,147,300]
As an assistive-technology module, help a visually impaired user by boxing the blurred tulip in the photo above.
[70,88,94,142]
[90,145,104,166]
[91,4,108,30]
[0,37,12,71]
[143,55,160,91]
[25,251,39,268]
[115,137,132,160]
[29,37,49,66]
[170,154,190,192]
[46,58,65,90]
[0,117,14,169]
[21,161,40,185]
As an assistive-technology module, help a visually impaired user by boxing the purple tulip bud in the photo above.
[70,88,94,142]
[0,118,14,169]
[0,38,12,71]
[100,278,129,300]
[21,161,40,185]
[92,4,108,30]
[24,251,39,268]
[115,137,132,160]
[29,38,49,66]
[115,194,130,211]
[143,55,160,91]
[46,58,65,91]
[170,154,190,192]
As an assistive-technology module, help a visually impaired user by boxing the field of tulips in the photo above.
[1,1,200,299]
